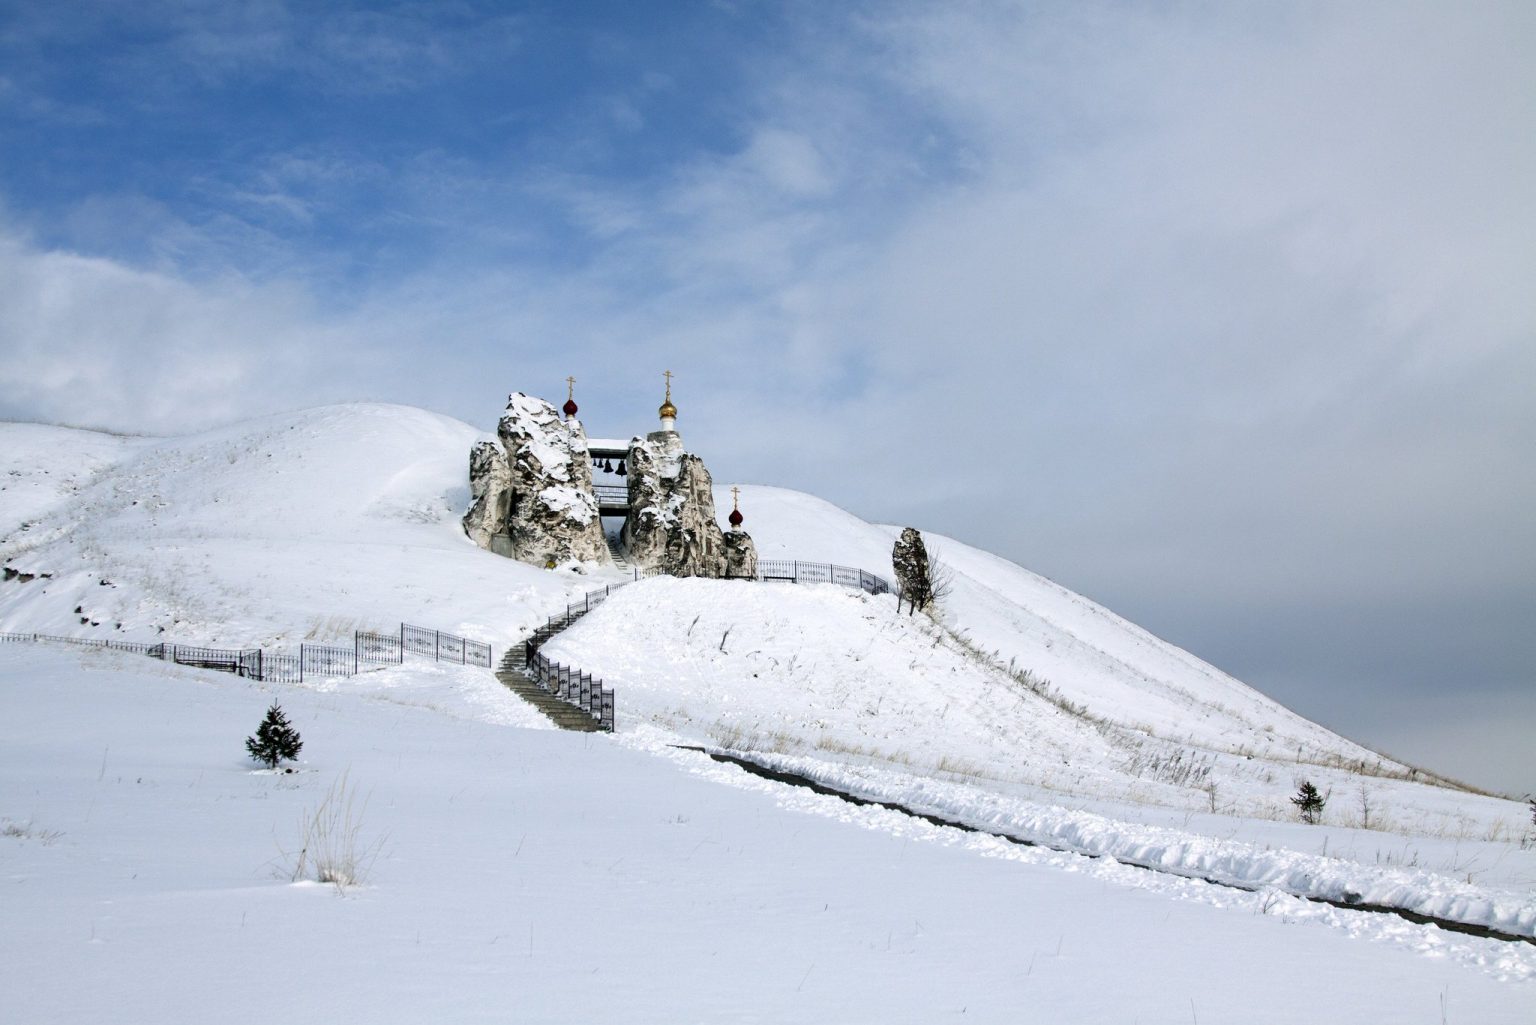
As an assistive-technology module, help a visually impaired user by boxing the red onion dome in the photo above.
[562,397,578,418]
[728,507,743,528]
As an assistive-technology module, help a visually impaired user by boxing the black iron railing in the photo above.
[740,560,895,596]
[524,645,615,731]
[515,558,898,734]
[4,558,894,734]
[593,484,630,507]
[0,621,492,683]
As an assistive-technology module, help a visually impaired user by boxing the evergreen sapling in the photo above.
[1291,780,1326,824]
[892,527,933,616]
[246,703,303,769]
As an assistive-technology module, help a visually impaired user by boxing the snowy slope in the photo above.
[0,422,139,528]
[3,405,1533,956]
[729,485,1400,769]
[544,575,1535,937]
[0,413,1441,777]
[0,405,620,648]
[4,644,1529,1024]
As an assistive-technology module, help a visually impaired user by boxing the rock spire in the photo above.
[461,392,611,567]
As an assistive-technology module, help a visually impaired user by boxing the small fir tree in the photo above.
[246,703,303,769]
[1291,780,1326,824]
[892,527,933,616]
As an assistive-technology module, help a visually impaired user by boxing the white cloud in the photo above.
[0,234,297,430]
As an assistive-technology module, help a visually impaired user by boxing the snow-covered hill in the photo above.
[2,404,1533,985]
[713,485,1396,767]
[0,405,589,647]
[0,407,1419,770]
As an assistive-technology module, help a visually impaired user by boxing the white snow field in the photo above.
[2,404,1532,1022]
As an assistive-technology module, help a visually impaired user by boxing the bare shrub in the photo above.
[2,818,63,844]
[926,545,955,610]
[287,771,381,892]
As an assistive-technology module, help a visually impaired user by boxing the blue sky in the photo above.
[1,1,1532,794]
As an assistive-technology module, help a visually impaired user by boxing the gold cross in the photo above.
[731,485,741,511]
[663,369,673,401]
[565,375,576,400]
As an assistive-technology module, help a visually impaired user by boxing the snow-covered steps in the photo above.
[605,533,630,571]
[496,646,609,733]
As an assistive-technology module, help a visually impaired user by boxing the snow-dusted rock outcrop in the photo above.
[462,390,743,575]
[461,393,610,567]
[501,394,610,566]
[622,436,726,577]
[461,440,512,552]
[721,528,758,578]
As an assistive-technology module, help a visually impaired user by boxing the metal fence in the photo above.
[1,621,492,684]
[4,557,893,735]
[518,582,620,732]
[525,645,615,731]
[513,558,897,734]
[624,560,896,597]
[593,484,630,507]
[747,560,895,596]
[1,633,155,654]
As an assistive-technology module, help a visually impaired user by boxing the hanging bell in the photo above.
[603,459,614,473]
[616,460,627,476]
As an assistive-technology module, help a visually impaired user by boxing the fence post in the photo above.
[299,643,305,683]
[353,632,359,675]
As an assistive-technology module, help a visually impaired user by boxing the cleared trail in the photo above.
[679,745,1536,949]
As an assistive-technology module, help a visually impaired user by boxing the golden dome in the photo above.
[658,369,677,421]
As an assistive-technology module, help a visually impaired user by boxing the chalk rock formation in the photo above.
[461,393,610,567]
[721,529,758,579]
[462,440,512,552]
[622,437,726,577]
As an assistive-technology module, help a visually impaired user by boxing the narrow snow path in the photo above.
[680,744,1536,948]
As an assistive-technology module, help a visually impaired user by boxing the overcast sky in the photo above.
[1,1,1531,795]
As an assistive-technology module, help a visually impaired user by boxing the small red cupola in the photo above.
[728,486,744,528]
[562,376,578,419]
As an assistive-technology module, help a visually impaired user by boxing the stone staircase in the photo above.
[496,644,609,732]
[605,534,629,571]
